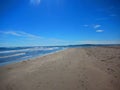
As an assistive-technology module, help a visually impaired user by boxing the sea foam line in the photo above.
[0,47,59,54]
[0,53,26,58]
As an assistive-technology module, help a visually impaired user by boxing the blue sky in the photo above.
[0,0,120,47]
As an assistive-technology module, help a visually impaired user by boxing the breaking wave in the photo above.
[0,53,26,58]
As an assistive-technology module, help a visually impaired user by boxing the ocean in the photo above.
[0,46,65,66]
[0,44,110,66]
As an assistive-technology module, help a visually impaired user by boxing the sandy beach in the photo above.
[0,46,120,90]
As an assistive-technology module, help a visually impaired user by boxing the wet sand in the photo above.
[0,47,120,90]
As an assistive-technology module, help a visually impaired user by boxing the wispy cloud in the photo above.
[0,31,43,39]
[0,31,42,39]
[93,24,101,29]
[18,31,42,39]
[0,30,68,45]
[96,30,104,32]
[0,31,21,36]
[81,24,104,32]
[82,24,102,29]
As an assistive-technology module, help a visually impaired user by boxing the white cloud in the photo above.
[96,30,104,32]
[0,31,21,36]
[0,30,68,45]
[18,31,42,39]
[94,24,101,29]
[82,24,102,29]
[0,31,42,39]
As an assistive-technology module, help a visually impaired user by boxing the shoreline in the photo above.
[0,48,67,67]
[0,46,120,90]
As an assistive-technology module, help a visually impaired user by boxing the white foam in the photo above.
[21,55,32,59]
[0,47,60,54]
[0,53,26,58]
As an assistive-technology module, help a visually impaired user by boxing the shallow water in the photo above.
[0,46,65,66]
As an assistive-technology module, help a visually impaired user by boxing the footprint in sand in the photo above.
[77,80,88,90]
[6,83,14,90]
[107,68,115,73]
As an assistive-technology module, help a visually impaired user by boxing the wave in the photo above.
[0,53,26,58]
[0,47,60,54]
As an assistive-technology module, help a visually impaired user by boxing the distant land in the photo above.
[0,44,120,48]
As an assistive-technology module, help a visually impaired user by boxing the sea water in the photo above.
[0,46,65,66]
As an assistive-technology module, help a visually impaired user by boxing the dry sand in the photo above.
[0,47,120,90]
